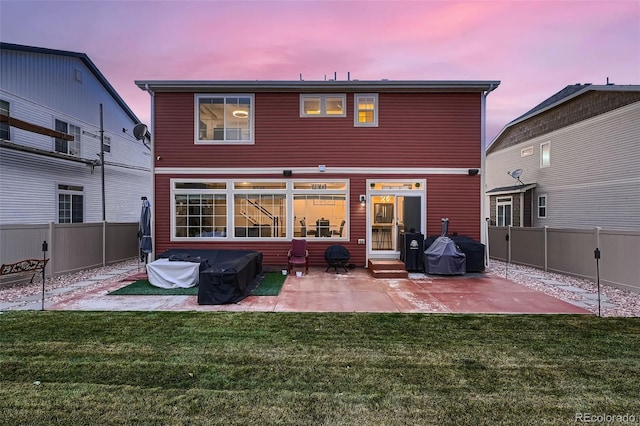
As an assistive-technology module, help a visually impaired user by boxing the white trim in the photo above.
[155,167,476,175]
[537,193,547,219]
[194,94,254,145]
[299,94,346,117]
[354,93,378,127]
[540,141,551,168]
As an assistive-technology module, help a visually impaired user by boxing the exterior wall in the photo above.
[154,92,481,168]
[492,90,640,152]
[0,47,151,224]
[151,89,484,266]
[486,101,640,231]
[152,173,481,267]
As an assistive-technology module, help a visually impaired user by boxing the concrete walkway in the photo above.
[34,267,591,314]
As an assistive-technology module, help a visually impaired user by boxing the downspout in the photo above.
[144,83,155,261]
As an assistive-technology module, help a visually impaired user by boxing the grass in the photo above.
[108,272,286,296]
[1,312,639,425]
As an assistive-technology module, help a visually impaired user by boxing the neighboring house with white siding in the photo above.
[0,43,151,225]
[485,83,640,231]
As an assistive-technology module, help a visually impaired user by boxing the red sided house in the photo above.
[135,79,499,268]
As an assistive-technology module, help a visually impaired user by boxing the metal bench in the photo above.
[1,259,49,284]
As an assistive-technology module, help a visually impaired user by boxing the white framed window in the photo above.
[496,196,512,227]
[0,100,9,140]
[540,142,551,168]
[54,119,81,156]
[300,94,346,117]
[102,135,111,153]
[170,179,349,240]
[354,94,378,127]
[58,184,84,223]
[521,146,533,157]
[538,194,547,219]
[196,94,253,144]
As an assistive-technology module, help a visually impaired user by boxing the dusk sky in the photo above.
[2,0,639,143]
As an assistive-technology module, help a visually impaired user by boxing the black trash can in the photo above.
[400,232,424,271]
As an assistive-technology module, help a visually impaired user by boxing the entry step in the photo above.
[368,259,408,279]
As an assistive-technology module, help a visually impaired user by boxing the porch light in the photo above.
[232,110,248,118]
[359,195,366,205]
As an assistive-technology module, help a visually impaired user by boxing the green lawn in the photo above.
[1,312,639,425]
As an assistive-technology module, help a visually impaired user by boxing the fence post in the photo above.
[48,221,54,277]
[544,225,548,272]
[103,221,107,267]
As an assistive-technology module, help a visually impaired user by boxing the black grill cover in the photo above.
[423,237,466,275]
[325,244,351,273]
[424,235,485,272]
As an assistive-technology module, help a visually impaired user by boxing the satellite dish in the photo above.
[133,123,148,141]
[508,169,525,185]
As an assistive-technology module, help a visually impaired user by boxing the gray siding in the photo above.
[0,47,151,224]
[486,102,640,231]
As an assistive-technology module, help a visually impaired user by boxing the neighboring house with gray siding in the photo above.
[485,83,640,231]
[0,43,151,225]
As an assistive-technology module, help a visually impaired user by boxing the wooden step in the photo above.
[371,269,409,279]
[368,259,405,271]
[368,259,408,279]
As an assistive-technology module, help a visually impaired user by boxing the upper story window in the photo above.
[521,146,533,157]
[196,94,253,144]
[300,94,346,117]
[0,100,9,140]
[54,119,81,157]
[540,142,551,168]
[354,94,378,127]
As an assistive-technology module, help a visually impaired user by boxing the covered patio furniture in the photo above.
[324,244,350,273]
[288,239,309,274]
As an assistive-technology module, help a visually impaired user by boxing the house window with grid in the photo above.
[174,182,228,238]
[54,119,81,156]
[354,94,378,127]
[540,142,551,168]
[58,184,84,223]
[196,95,253,144]
[538,194,547,219]
[300,94,346,117]
[496,196,512,227]
[102,135,111,153]
[0,100,9,140]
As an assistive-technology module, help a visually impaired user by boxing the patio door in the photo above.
[368,181,424,258]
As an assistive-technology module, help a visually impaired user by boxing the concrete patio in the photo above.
[47,267,591,314]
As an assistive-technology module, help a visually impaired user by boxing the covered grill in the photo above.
[324,244,351,273]
[423,218,466,275]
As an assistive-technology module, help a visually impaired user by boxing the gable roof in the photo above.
[1,42,143,126]
[487,83,640,154]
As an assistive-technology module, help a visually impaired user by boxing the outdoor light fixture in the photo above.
[359,195,366,205]
[468,168,479,176]
[232,110,249,118]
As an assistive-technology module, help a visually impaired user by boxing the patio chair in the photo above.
[288,239,309,274]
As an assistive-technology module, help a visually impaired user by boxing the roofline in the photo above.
[135,79,500,93]
[487,84,640,153]
[486,183,537,195]
[1,42,143,126]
